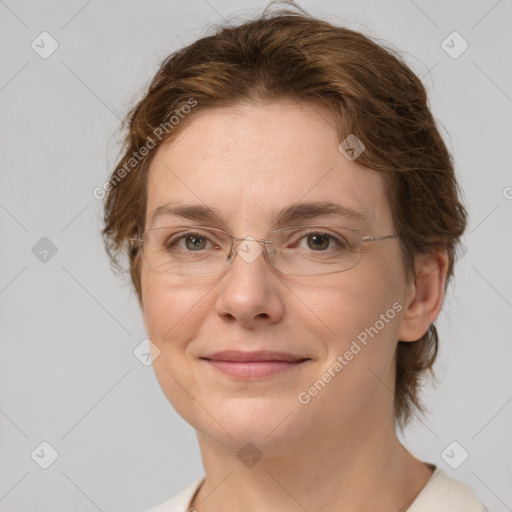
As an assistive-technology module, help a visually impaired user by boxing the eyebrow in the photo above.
[150,201,371,230]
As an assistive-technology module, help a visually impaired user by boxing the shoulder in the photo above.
[408,467,488,512]
[138,469,487,512]
[141,476,205,512]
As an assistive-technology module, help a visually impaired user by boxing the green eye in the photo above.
[305,233,333,251]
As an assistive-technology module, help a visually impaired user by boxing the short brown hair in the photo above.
[102,3,467,428]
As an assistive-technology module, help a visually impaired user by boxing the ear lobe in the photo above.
[397,249,449,342]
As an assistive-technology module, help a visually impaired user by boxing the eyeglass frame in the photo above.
[129,224,401,277]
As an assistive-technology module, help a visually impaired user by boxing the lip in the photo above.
[202,350,308,362]
[200,350,311,378]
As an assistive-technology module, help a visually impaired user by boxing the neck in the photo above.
[190,396,433,511]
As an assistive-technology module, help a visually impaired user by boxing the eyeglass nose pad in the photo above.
[230,236,265,265]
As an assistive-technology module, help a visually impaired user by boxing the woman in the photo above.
[101,4,487,511]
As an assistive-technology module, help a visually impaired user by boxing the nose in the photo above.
[214,237,285,328]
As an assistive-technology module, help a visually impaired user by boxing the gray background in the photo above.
[1,1,511,511]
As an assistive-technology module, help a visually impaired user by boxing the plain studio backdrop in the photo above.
[0,1,510,511]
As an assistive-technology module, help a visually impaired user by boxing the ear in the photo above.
[397,249,449,342]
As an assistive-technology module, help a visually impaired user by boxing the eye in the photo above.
[300,232,341,251]
[287,229,349,252]
[167,232,215,251]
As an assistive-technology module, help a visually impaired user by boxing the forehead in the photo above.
[145,100,393,232]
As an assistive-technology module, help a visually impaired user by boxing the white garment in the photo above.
[143,466,488,512]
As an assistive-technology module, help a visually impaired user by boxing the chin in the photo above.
[191,396,316,454]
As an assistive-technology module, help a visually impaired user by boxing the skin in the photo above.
[140,99,449,512]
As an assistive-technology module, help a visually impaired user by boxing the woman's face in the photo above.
[140,99,411,454]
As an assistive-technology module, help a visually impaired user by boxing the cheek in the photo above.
[305,273,397,339]
[140,271,210,423]
[141,271,208,350]
[307,262,404,366]
[304,269,403,404]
